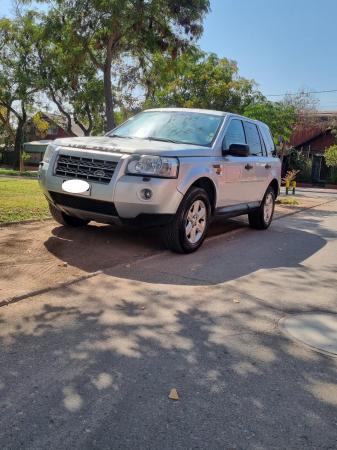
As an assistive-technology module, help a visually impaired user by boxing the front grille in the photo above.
[49,191,118,216]
[55,154,117,184]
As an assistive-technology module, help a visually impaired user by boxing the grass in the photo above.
[0,178,50,223]
[276,197,300,206]
[0,168,38,177]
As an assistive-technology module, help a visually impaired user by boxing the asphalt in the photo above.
[0,191,337,449]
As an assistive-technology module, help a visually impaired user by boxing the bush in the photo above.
[325,145,337,168]
[285,148,309,172]
[297,158,312,182]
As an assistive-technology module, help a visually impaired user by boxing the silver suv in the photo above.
[39,108,281,253]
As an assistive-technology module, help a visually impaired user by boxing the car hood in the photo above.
[53,136,214,157]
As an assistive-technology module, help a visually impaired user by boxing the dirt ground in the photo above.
[0,195,332,303]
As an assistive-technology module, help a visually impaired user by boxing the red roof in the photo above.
[290,126,325,147]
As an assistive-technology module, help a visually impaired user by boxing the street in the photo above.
[0,192,337,449]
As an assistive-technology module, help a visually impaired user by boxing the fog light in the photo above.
[140,188,153,200]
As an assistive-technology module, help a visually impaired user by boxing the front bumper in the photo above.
[39,147,183,226]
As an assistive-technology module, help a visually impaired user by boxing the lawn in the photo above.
[0,178,50,223]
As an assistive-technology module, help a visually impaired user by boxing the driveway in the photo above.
[0,191,337,449]
[0,191,333,303]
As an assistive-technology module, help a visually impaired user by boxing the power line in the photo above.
[266,89,337,97]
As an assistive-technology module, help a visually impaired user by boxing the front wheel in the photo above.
[248,186,275,230]
[49,204,90,227]
[163,187,211,253]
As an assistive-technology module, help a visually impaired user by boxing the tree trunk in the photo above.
[103,63,115,132]
[13,119,24,170]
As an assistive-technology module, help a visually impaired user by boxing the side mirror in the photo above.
[223,143,250,157]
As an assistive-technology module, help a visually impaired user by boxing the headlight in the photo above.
[126,155,179,178]
[43,144,56,163]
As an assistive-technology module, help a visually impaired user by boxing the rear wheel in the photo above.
[49,203,90,227]
[163,187,211,253]
[248,186,275,230]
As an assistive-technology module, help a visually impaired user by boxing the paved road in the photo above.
[0,198,337,449]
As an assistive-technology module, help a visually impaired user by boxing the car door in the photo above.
[242,120,268,201]
[258,122,280,188]
[216,118,259,207]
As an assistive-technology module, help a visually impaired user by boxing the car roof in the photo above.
[144,107,227,117]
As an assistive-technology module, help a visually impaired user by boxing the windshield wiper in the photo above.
[145,136,180,144]
[109,134,134,139]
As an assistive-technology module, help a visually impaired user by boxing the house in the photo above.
[23,112,85,165]
[290,111,337,183]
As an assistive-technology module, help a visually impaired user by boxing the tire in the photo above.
[49,203,90,227]
[248,186,275,230]
[163,187,211,253]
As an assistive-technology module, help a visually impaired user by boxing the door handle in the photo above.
[245,164,253,170]
[265,164,271,169]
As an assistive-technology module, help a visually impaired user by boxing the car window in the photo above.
[223,119,246,150]
[258,128,267,156]
[259,123,276,155]
[243,121,263,156]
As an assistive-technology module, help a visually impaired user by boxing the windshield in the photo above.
[108,111,224,147]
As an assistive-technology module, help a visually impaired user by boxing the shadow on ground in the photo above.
[44,217,247,273]
[1,202,336,448]
[0,286,336,449]
[44,215,327,286]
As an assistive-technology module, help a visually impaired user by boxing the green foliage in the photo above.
[0,13,40,167]
[244,101,296,146]
[297,158,312,182]
[0,178,49,223]
[285,148,309,172]
[143,50,261,113]
[32,112,49,137]
[38,0,211,130]
[324,145,337,168]
[20,151,31,163]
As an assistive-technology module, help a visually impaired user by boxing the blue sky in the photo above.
[200,0,337,109]
[1,0,336,110]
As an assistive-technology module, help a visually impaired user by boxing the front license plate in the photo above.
[62,179,91,196]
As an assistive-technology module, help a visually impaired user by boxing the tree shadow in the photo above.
[1,289,337,449]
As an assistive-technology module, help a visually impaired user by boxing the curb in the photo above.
[0,271,102,308]
[0,217,52,228]
[274,197,337,221]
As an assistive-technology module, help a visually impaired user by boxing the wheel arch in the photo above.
[269,178,279,199]
[187,177,217,214]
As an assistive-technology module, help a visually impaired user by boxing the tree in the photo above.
[325,145,337,168]
[142,50,261,113]
[34,0,210,131]
[244,100,297,147]
[0,104,15,144]
[17,10,106,136]
[0,15,40,168]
